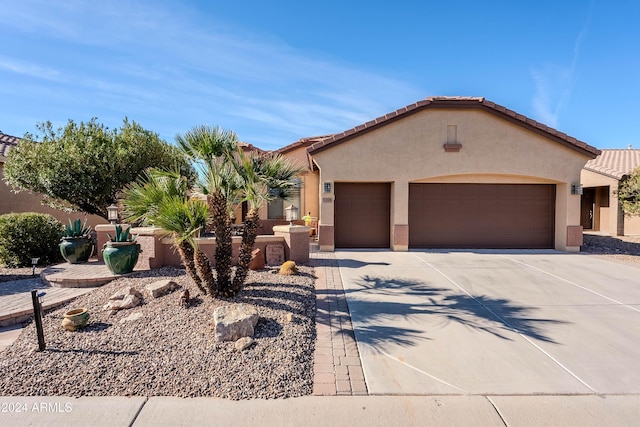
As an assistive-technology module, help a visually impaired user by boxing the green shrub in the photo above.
[0,213,64,267]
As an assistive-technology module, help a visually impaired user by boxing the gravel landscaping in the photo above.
[581,234,640,265]
[0,266,316,399]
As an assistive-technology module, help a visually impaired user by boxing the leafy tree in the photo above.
[122,125,303,298]
[617,166,640,216]
[3,118,194,219]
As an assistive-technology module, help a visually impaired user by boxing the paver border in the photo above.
[310,250,367,396]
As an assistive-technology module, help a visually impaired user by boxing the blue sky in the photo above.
[1,0,638,150]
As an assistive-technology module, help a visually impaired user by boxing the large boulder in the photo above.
[213,304,259,342]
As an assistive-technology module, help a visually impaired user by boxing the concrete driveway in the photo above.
[336,250,640,395]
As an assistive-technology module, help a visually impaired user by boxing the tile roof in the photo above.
[307,96,601,158]
[0,132,21,160]
[276,135,335,154]
[583,148,640,180]
[238,141,266,154]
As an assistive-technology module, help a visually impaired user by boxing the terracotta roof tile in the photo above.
[583,149,640,180]
[307,96,600,158]
[276,135,334,154]
[238,141,266,154]
[0,132,21,160]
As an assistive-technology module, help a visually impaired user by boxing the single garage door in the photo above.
[335,183,390,248]
[409,183,555,249]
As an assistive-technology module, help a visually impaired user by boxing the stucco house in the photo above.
[280,97,601,252]
[0,131,105,228]
[580,148,640,236]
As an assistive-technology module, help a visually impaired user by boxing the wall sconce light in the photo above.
[323,182,332,193]
[107,204,119,224]
[571,184,583,195]
[285,204,299,226]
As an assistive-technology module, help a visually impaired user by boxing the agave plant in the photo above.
[106,225,137,243]
[63,219,92,238]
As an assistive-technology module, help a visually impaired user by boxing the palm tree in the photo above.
[121,169,210,295]
[176,126,240,296]
[230,150,304,294]
[123,125,305,299]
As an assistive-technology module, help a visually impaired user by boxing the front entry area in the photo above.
[334,183,390,248]
[408,183,556,249]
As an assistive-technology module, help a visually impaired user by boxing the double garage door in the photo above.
[334,183,555,249]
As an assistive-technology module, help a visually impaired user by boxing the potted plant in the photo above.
[102,225,141,274]
[59,219,94,263]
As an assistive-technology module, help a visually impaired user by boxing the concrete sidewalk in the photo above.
[1,394,639,426]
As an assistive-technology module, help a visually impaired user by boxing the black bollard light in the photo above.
[31,290,45,351]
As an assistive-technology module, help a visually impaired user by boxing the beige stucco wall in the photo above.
[311,108,592,251]
[0,163,107,228]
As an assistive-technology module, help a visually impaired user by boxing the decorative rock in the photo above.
[235,337,255,351]
[119,312,144,323]
[146,279,179,298]
[104,286,143,311]
[279,261,298,275]
[285,313,293,323]
[179,289,190,308]
[249,248,265,270]
[213,304,259,342]
[110,286,143,301]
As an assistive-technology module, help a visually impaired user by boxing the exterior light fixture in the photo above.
[107,204,119,224]
[571,184,583,195]
[285,204,299,226]
[31,257,40,276]
[323,182,332,193]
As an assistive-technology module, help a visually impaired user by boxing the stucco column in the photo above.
[557,183,583,252]
[318,179,335,251]
[273,225,310,264]
[392,181,409,251]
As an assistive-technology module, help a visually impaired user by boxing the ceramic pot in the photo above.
[102,242,141,274]
[59,237,93,264]
[61,308,90,331]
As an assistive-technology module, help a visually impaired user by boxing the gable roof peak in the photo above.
[307,96,600,158]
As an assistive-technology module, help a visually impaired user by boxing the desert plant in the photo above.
[0,213,63,267]
[106,225,137,243]
[63,218,92,238]
[278,260,298,276]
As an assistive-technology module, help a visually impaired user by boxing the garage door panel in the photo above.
[409,184,555,249]
[335,183,390,248]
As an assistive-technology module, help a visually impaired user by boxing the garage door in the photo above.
[335,183,390,248]
[409,184,555,249]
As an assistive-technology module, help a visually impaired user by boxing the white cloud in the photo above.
[0,1,420,149]
[530,1,593,129]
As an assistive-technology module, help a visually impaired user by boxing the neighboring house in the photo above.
[580,148,640,236]
[282,97,600,252]
[0,131,106,228]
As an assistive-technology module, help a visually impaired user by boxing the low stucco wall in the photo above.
[95,225,310,270]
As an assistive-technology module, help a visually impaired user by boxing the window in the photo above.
[267,179,302,219]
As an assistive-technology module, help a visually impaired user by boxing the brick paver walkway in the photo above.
[310,249,368,396]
